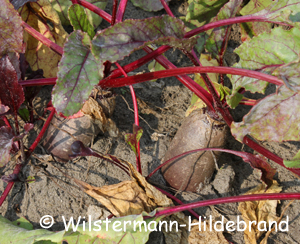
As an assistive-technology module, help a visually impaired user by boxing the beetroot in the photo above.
[161,109,228,192]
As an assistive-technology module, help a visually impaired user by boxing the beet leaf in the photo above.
[283,150,300,168]
[91,16,197,63]
[130,0,171,12]
[52,31,103,116]
[228,27,300,107]
[68,4,95,39]
[186,0,228,24]
[20,0,68,78]
[10,0,37,10]
[125,124,143,156]
[0,55,25,116]
[231,86,300,142]
[49,0,107,28]
[0,0,23,56]
[206,0,243,60]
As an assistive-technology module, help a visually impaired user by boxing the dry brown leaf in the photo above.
[81,89,119,137]
[188,218,228,244]
[260,200,293,244]
[238,180,282,244]
[74,160,172,217]
[19,0,67,78]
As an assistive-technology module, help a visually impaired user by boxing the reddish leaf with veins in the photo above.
[0,55,25,116]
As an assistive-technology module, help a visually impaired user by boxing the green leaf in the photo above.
[0,210,164,244]
[130,0,171,12]
[206,0,243,59]
[125,124,143,156]
[240,0,274,15]
[228,27,300,108]
[49,0,108,28]
[231,86,300,142]
[12,217,34,230]
[283,150,300,168]
[239,0,273,41]
[249,0,300,26]
[68,4,95,39]
[19,108,30,121]
[52,31,104,116]
[186,0,228,23]
[179,17,209,54]
[0,0,23,56]
[91,16,197,63]
[0,215,65,244]
[148,51,166,82]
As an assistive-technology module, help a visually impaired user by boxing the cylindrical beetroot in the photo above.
[161,109,228,192]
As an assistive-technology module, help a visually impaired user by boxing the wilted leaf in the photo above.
[49,0,107,28]
[74,160,172,217]
[91,16,197,63]
[0,126,16,167]
[81,95,119,137]
[130,0,171,12]
[228,27,300,107]
[283,149,300,168]
[186,0,228,23]
[0,55,25,115]
[68,4,95,39]
[10,0,37,9]
[52,31,104,116]
[231,86,300,142]
[20,0,68,78]
[206,0,243,59]
[125,124,143,156]
[238,181,282,244]
[0,0,23,56]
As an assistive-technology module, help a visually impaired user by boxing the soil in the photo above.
[1,1,300,244]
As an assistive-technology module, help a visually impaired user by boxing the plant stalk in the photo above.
[150,193,300,218]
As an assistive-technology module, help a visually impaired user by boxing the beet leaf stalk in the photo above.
[148,193,300,219]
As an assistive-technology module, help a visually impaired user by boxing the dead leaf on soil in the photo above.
[73,159,172,217]
[19,0,68,78]
[81,88,119,137]
[238,180,282,244]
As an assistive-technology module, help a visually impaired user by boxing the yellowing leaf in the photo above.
[20,0,68,78]
[74,160,172,217]
[238,181,282,244]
